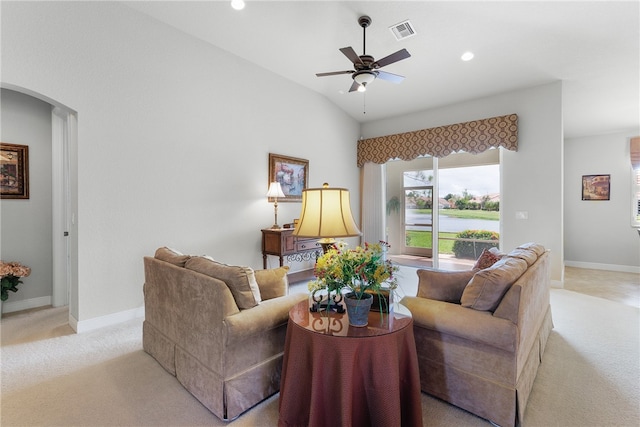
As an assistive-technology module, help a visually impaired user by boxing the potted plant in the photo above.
[308,241,398,327]
[1,261,31,314]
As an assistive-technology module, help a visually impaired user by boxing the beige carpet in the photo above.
[1,289,638,427]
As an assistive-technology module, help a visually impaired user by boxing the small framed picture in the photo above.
[582,174,610,201]
[269,153,309,202]
[1,143,29,199]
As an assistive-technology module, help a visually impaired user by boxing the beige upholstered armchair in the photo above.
[401,244,553,427]
[143,247,307,420]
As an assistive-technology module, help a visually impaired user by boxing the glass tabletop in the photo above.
[289,299,413,337]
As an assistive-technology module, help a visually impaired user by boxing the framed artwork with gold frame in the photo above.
[1,143,29,199]
[268,153,308,202]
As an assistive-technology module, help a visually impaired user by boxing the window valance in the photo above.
[357,114,518,167]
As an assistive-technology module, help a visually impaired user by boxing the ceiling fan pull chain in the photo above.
[363,92,366,115]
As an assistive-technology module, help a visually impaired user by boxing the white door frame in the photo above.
[52,107,71,307]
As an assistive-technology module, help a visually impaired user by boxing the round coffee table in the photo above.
[278,300,423,427]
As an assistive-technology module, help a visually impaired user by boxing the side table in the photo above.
[261,228,321,269]
[278,300,423,427]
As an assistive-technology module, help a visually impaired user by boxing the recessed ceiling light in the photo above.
[231,0,245,10]
[461,51,474,61]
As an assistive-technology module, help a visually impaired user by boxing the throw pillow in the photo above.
[185,257,262,309]
[472,248,502,270]
[461,256,528,311]
[154,247,190,267]
[254,266,290,300]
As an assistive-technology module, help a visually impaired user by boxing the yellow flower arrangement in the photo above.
[308,241,398,302]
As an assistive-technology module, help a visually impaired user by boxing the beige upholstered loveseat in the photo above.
[401,243,553,427]
[143,247,307,420]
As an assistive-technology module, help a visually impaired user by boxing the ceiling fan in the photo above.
[316,15,411,93]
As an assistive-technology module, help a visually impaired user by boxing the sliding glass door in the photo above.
[386,150,500,269]
[403,171,433,257]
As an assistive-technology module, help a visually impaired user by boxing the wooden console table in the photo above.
[261,228,321,269]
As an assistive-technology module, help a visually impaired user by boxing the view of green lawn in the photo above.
[407,209,499,254]
[413,208,499,221]
[406,231,459,253]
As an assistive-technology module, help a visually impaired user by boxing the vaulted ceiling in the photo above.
[123,1,639,139]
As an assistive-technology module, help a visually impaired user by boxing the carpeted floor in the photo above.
[1,289,638,426]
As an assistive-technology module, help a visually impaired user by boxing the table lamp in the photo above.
[293,183,361,252]
[266,182,286,229]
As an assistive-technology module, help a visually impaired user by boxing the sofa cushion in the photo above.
[254,266,289,300]
[461,256,528,311]
[517,242,545,256]
[507,248,539,266]
[473,248,502,270]
[185,257,262,309]
[154,247,190,267]
[417,269,476,303]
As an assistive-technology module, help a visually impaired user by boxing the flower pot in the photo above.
[344,292,373,327]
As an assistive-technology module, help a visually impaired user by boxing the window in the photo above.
[438,164,500,264]
[403,170,434,257]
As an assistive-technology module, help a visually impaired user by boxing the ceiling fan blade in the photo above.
[348,80,360,93]
[340,47,364,66]
[374,48,411,68]
[376,70,405,84]
[316,70,354,77]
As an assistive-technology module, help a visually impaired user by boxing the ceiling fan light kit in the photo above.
[316,15,411,93]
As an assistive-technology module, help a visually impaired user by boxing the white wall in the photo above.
[362,82,564,282]
[1,2,360,325]
[0,89,53,309]
[565,131,640,272]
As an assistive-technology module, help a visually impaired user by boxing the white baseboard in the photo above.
[1,296,52,314]
[565,261,640,274]
[0,296,145,334]
[74,306,145,333]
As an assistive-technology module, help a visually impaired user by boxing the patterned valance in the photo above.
[357,114,518,167]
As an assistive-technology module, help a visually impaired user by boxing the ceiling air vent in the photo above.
[389,20,416,41]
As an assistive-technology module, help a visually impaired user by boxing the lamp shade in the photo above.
[293,184,361,238]
[266,182,285,199]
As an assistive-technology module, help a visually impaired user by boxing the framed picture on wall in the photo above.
[581,174,610,201]
[1,143,29,199]
[269,153,309,202]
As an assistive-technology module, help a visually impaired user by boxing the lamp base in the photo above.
[318,238,337,253]
[270,224,281,229]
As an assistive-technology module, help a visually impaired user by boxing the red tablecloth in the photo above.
[278,300,423,427]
